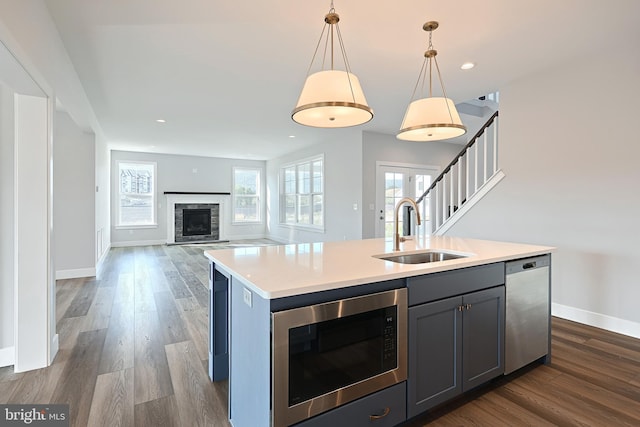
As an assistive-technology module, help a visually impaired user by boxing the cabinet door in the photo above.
[209,263,229,381]
[407,296,462,418]
[462,286,505,391]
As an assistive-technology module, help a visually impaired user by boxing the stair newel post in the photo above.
[435,181,441,229]
[449,166,454,218]
[457,159,462,209]
[493,116,499,174]
[483,131,488,183]
[442,174,448,220]
[474,141,479,192]
[466,148,471,202]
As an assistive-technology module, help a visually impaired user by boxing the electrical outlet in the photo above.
[243,287,252,308]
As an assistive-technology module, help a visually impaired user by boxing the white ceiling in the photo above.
[43,0,640,160]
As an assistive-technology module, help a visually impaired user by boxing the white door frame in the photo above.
[0,27,56,372]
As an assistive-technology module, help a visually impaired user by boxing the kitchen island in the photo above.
[205,236,554,427]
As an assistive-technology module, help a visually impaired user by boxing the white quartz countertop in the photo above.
[204,236,555,300]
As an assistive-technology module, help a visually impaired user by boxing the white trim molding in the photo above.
[436,169,505,236]
[49,334,58,365]
[0,346,15,368]
[165,194,229,244]
[110,239,167,248]
[55,268,96,280]
[552,303,640,339]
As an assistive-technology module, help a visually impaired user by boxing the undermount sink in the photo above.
[374,250,469,264]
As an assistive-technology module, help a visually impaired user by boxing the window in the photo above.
[233,167,261,222]
[117,161,156,227]
[281,156,324,229]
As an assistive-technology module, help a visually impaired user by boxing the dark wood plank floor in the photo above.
[1,242,639,427]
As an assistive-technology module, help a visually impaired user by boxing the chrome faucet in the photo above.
[394,198,421,251]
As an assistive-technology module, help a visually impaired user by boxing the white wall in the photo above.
[14,94,51,372]
[53,110,95,278]
[0,1,106,369]
[266,131,363,243]
[95,134,110,266]
[110,150,266,245]
[0,82,15,361]
[361,131,463,238]
[448,47,640,336]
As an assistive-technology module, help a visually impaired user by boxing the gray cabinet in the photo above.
[408,296,462,416]
[462,286,505,391]
[407,286,504,418]
[208,263,229,381]
[294,382,406,427]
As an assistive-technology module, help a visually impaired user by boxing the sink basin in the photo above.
[374,250,468,264]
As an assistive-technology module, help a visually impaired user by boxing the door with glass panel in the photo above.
[376,164,439,239]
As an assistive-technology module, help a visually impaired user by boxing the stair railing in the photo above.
[415,111,499,233]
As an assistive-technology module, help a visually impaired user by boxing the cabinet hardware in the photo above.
[458,305,464,311]
[466,303,472,310]
[369,407,391,420]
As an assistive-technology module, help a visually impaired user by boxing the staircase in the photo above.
[416,110,504,235]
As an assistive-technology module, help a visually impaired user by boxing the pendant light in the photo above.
[397,21,466,141]
[292,1,373,128]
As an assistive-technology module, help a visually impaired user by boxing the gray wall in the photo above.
[361,131,463,238]
[53,110,96,276]
[448,47,640,330]
[95,133,110,264]
[266,130,363,243]
[110,150,266,245]
[0,82,15,352]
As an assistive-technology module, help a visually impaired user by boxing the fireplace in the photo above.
[165,192,229,245]
[183,208,212,236]
[174,203,220,243]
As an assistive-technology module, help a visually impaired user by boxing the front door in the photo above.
[375,163,439,239]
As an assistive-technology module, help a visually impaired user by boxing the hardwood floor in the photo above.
[1,242,639,426]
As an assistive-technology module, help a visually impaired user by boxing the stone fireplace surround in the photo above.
[165,192,230,244]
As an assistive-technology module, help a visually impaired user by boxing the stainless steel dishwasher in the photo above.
[505,255,551,374]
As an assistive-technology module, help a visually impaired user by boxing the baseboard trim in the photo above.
[0,346,15,368]
[552,302,640,339]
[96,243,111,275]
[110,239,167,248]
[49,334,59,364]
[55,267,96,280]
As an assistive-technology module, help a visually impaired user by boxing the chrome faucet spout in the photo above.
[394,197,421,251]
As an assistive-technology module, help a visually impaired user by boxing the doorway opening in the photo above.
[375,162,439,240]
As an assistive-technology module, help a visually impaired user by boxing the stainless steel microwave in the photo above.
[271,288,408,426]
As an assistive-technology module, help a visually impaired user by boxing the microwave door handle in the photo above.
[369,407,391,421]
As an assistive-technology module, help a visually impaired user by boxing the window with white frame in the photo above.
[233,167,261,222]
[117,161,156,227]
[281,156,324,228]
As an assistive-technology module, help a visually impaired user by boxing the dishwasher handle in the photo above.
[506,255,550,275]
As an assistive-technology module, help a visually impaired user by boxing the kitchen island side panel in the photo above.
[229,276,271,427]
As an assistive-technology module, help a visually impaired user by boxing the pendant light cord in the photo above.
[405,25,456,123]
[301,1,359,104]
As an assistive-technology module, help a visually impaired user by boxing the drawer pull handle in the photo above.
[370,407,390,420]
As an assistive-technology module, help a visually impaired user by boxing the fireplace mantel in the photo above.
[165,193,229,244]
[164,191,231,195]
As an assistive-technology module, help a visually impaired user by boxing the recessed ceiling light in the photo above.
[460,62,475,70]
[156,119,166,123]
[289,135,296,138]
